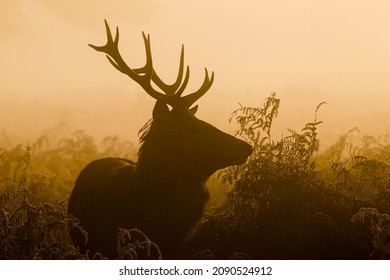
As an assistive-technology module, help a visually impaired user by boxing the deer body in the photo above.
[68,21,252,259]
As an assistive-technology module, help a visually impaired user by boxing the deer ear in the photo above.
[153,101,170,121]
[189,105,198,116]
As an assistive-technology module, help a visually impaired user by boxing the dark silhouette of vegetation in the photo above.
[68,21,252,259]
[187,93,390,259]
[0,131,138,259]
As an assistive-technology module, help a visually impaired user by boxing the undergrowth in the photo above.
[0,131,156,259]
[188,93,390,260]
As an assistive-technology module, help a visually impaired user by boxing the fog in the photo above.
[1,0,390,152]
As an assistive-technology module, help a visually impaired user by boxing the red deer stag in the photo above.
[68,20,252,259]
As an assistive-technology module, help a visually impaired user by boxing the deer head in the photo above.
[89,20,252,181]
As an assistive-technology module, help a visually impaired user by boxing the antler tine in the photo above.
[134,42,189,97]
[139,32,154,78]
[89,21,170,102]
[151,44,187,96]
[181,69,215,108]
[89,20,130,75]
[174,65,190,98]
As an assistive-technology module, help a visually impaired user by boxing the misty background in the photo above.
[1,0,390,154]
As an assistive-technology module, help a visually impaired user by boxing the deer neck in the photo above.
[137,159,205,187]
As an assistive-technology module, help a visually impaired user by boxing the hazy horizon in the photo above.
[2,0,390,153]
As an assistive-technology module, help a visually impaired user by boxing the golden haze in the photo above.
[1,0,390,152]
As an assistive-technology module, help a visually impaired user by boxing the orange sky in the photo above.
[1,0,390,152]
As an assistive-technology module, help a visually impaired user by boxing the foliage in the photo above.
[0,131,136,204]
[324,129,390,212]
[116,228,162,260]
[351,207,390,259]
[190,93,376,259]
[0,131,145,259]
[0,187,84,259]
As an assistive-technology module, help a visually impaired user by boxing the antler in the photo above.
[89,20,214,108]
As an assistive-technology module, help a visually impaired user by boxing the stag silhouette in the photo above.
[68,20,252,259]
